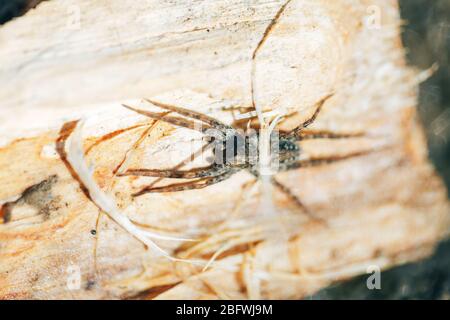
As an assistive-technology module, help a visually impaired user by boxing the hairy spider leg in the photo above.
[285,148,384,170]
[288,94,335,136]
[132,168,241,197]
[251,0,294,119]
[263,148,386,223]
[249,170,325,224]
[289,129,365,141]
[270,177,309,213]
[138,140,216,192]
[120,163,230,179]
[145,99,233,131]
[122,104,213,134]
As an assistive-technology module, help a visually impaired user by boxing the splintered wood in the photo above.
[0,0,449,299]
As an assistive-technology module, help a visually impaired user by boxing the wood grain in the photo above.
[0,0,449,299]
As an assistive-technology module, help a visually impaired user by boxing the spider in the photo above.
[119,96,370,219]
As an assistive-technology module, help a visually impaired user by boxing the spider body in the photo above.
[207,128,253,167]
[202,125,301,171]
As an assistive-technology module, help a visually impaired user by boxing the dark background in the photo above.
[313,0,450,300]
[1,0,449,300]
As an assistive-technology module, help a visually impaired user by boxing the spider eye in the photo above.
[279,139,299,152]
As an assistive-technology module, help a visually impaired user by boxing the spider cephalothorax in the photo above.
[197,125,302,180]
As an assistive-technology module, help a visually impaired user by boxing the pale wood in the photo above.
[0,0,449,299]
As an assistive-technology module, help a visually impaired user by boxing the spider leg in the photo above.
[145,99,232,131]
[144,140,216,190]
[288,94,334,136]
[290,129,365,141]
[132,169,237,197]
[286,148,380,170]
[251,0,294,115]
[119,164,229,179]
[246,169,324,223]
[270,177,326,224]
[123,104,212,133]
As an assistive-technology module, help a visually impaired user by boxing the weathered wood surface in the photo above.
[0,0,449,299]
